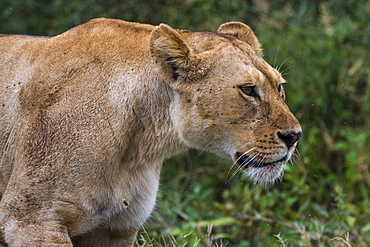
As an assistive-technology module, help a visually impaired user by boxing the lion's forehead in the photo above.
[250,67,284,85]
[205,40,284,86]
[228,61,283,89]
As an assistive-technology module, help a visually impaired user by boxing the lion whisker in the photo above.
[289,149,300,167]
[277,56,292,72]
[226,141,257,180]
[237,140,257,150]
[273,42,281,69]
[193,136,217,161]
[281,64,295,77]
[194,126,208,139]
[226,150,259,185]
[257,153,268,165]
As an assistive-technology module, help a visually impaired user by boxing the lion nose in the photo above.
[277,131,302,148]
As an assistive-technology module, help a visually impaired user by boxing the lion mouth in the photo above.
[235,152,286,169]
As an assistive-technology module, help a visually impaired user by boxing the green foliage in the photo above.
[1,0,369,246]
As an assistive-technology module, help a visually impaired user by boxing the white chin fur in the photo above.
[245,162,285,186]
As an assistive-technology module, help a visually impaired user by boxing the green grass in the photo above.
[137,151,369,246]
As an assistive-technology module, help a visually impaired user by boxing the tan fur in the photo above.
[0,18,301,246]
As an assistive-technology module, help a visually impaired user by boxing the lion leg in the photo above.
[71,228,138,247]
[0,189,73,246]
[1,218,72,247]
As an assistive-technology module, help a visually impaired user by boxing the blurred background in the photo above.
[1,0,369,246]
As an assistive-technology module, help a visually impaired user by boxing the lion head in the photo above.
[150,22,302,185]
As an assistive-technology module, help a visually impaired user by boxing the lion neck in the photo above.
[115,73,187,170]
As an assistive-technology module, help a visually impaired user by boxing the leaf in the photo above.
[362,223,370,233]
[197,217,239,227]
[313,204,330,218]
[346,216,356,228]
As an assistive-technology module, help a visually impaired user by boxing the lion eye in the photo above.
[278,84,286,101]
[239,86,255,96]
[278,84,283,93]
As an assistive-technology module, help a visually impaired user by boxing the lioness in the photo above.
[0,18,301,246]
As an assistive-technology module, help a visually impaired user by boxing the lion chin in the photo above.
[234,152,286,186]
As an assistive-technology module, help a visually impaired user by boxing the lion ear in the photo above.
[217,22,262,54]
[150,24,195,81]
